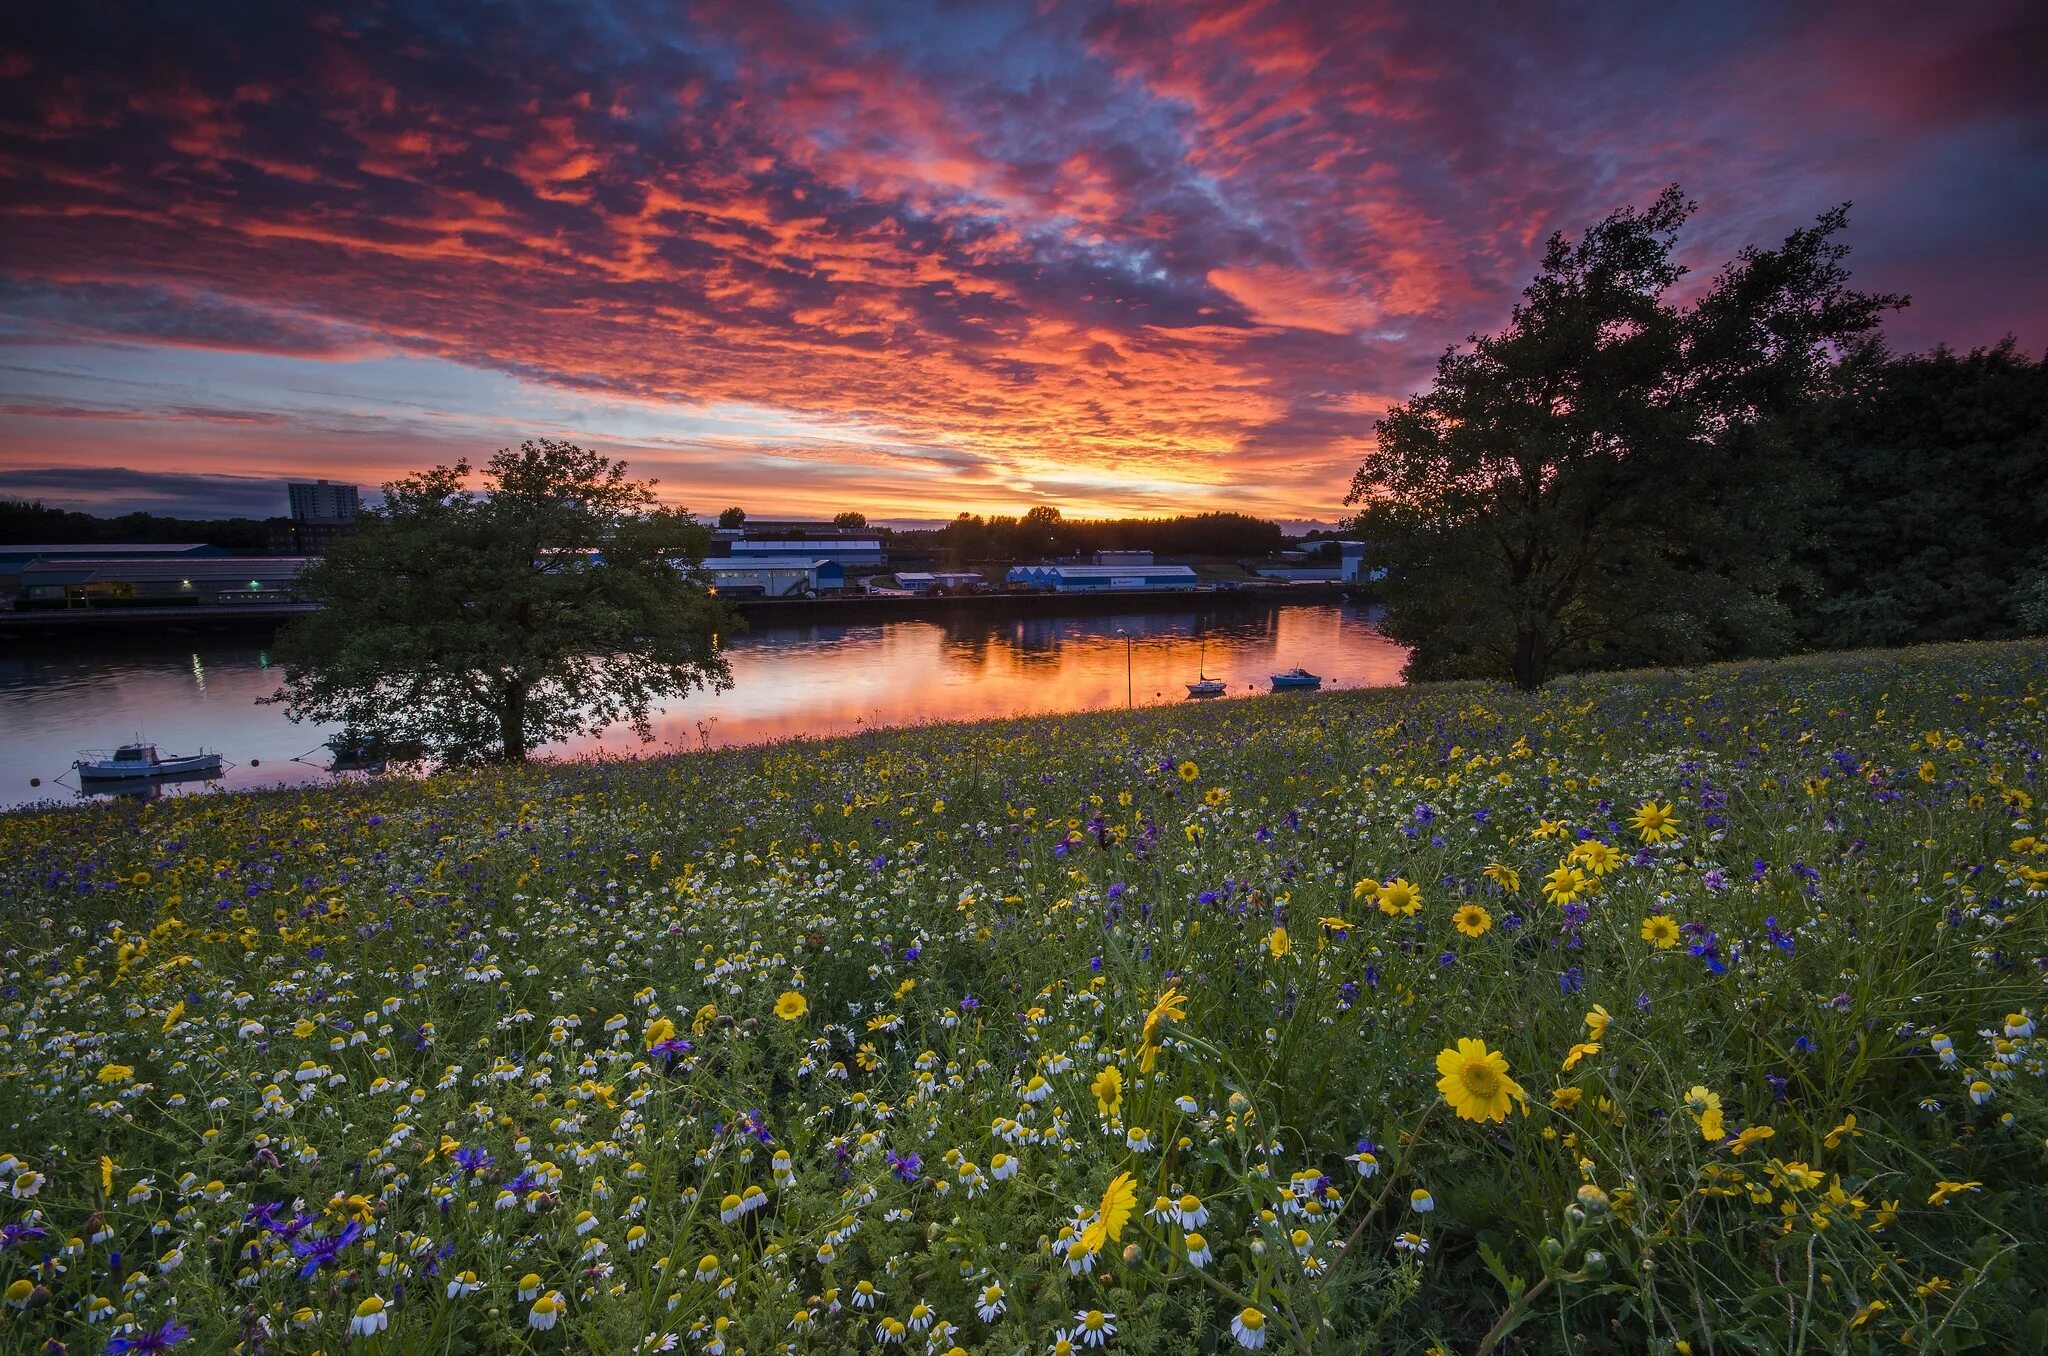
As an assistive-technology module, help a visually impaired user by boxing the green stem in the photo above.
[1474,1275,1552,1356]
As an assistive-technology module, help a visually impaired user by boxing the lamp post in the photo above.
[1114,628,1132,709]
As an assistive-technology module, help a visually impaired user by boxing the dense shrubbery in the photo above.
[2,642,2045,1353]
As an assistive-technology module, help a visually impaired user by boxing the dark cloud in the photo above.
[0,466,305,518]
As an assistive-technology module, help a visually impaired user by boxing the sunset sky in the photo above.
[2,1,2044,525]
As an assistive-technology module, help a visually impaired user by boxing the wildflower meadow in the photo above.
[3,641,2045,1354]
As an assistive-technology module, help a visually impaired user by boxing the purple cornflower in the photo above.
[452,1146,495,1177]
[887,1151,923,1184]
[0,1221,47,1249]
[290,1219,364,1278]
[106,1320,190,1353]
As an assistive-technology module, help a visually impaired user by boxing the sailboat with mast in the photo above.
[1186,636,1227,698]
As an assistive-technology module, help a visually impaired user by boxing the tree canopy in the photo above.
[1348,186,1903,688]
[268,439,734,764]
[1789,339,2048,648]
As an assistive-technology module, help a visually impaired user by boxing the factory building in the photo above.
[728,538,885,566]
[0,543,226,602]
[890,571,985,595]
[1005,564,1199,592]
[696,557,846,598]
[16,554,310,608]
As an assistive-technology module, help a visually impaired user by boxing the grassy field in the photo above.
[2,641,2044,1354]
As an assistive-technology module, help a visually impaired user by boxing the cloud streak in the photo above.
[0,0,2042,518]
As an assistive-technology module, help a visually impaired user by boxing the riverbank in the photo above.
[2,639,2043,1350]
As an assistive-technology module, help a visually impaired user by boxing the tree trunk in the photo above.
[499,684,528,763]
[1510,622,1549,691]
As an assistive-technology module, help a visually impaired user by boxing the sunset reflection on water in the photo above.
[1,603,1405,808]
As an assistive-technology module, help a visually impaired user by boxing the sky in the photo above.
[1,1,2044,526]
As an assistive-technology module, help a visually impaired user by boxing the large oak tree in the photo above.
[1348,187,1903,688]
[269,439,734,764]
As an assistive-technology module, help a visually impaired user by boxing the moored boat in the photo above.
[324,733,426,773]
[1186,636,1227,697]
[74,743,224,782]
[1269,667,1322,691]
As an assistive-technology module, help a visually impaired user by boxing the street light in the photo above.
[1114,628,1132,709]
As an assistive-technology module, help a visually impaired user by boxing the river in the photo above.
[0,601,1407,810]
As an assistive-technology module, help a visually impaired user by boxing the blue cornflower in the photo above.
[291,1220,364,1279]
[1687,933,1728,976]
[0,1221,47,1250]
[106,1320,190,1353]
[1765,916,1796,954]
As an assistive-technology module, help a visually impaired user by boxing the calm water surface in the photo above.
[0,602,1406,809]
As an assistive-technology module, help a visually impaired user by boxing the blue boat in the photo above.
[1269,667,1322,691]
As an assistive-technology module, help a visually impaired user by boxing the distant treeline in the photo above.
[5,496,1295,566]
[0,500,275,549]
[896,507,1286,561]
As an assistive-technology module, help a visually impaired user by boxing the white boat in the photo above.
[1269,667,1323,691]
[74,743,224,782]
[1186,637,1227,697]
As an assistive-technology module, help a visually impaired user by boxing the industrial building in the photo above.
[16,554,310,608]
[1005,564,1199,592]
[696,557,846,598]
[0,543,226,602]
[1255,541,1384,585]
[729,538,885,566]
[891,571,985,594]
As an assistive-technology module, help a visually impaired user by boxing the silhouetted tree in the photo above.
[1348,187,1903,688]
[717,506,747,529]
[832,511,868,530]
[268,440,734,764]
